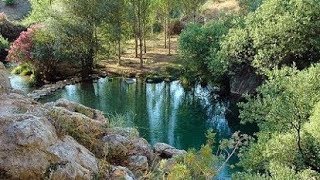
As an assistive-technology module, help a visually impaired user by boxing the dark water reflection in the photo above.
[39,77,241,179]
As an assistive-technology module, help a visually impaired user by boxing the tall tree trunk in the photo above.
[164,18,167,49]
[135,36,138,58]
[168,17,171,55]
[118,23,122,66]
[134,19,138,58]
[143,21,147,54]
[138,1,143,68]
[118,39,121,66]
[144,37,147,54]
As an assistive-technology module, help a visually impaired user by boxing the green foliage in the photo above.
[240,65,320,132]
[239,0,264,13]
[178,15,238,87]
[238,64,320,178]
[0,35,9,50]
[11,63,33,76]
[2,0,15,6]
[23,0,53,25]
[222,0,320,73]
[158,130,250,179]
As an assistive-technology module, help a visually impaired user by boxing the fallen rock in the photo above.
[154,143,187,158]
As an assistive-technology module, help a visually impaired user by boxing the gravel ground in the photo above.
[0,0,31,21]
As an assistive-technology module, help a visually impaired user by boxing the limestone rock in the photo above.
[107,166,136,180]
[154,143,187,158]
[102,134,130,158]
[129,138,154,161]
[54,99,107,123]
[0,100,99,179]
[127,155,149,176]
[48,136,99,178]
[106,127,140,139]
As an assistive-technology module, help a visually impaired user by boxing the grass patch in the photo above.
[11,63,33,76]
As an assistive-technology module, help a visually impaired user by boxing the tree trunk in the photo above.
[144,36,147,54]
[135,36,138,58]
[138,1,143,68]
[164,18,167,49]
[118,39,121,66]
[134,19,138,58]
[168,18,171,55]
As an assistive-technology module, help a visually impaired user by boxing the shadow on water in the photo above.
[36,77,253,179]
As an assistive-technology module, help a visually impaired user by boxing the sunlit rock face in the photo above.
[0,97,99,179]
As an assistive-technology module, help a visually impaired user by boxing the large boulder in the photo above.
[47,136,99,179]
[0,113,98,179]
[0,62,11,94]
[0,94,101,179]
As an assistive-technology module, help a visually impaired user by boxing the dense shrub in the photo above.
[6,24,66,83]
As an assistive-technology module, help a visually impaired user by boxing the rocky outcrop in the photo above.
[0,66,187,179]
[0,109,99,179]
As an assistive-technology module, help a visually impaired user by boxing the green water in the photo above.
[38,77,243,179]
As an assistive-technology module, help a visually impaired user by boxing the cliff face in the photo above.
[0,63,185,179]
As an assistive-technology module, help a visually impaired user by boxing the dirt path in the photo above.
[99,34,182,78]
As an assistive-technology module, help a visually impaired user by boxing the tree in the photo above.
[107,0,131,65]
[220,0,320,74]
[131,0,152,68]
[238,64,320,175]
[180,0,206,23]
[178,15,237,88]
[60,0,110,75]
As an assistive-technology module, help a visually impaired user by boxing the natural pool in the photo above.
[12,76,247,179]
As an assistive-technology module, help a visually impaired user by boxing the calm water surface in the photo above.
[14,77,244,179]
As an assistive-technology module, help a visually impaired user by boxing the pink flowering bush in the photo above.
[6,24,42,62]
